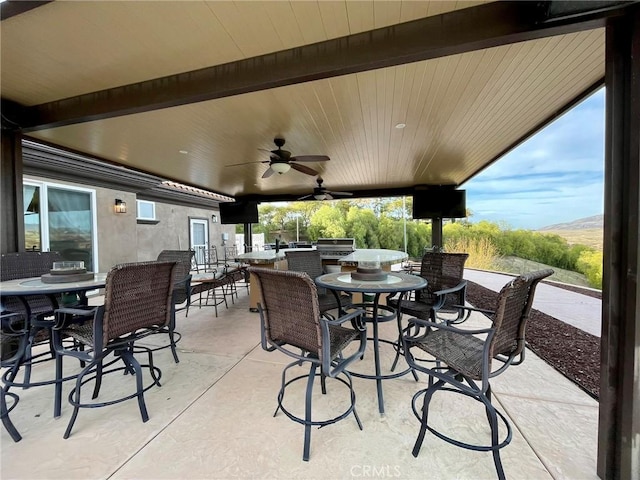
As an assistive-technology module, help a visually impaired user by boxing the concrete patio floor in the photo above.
[1,287,599,479]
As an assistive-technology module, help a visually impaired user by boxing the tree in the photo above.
[346,207,379,248]
[308,205,346,240]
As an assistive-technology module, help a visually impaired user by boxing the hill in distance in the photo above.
[539,214,603,231]
[538,214,603,250]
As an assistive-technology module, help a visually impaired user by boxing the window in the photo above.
[136,200,156,220]
[23,180,97,271]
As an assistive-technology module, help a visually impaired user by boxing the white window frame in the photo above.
[136,200,156,221]
[23,179,99,272]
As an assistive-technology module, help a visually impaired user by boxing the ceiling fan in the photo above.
[226,137,330,178]
[298,176,353,201]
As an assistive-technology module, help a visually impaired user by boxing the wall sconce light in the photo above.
[114,199,127,214]
[211,213,218,223]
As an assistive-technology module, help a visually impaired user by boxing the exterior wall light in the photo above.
[114,199,127,214]
[211,213,218,223]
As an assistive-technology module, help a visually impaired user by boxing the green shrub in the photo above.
[576,250,603,289]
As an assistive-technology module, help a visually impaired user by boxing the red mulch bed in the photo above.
[465,281,600,399]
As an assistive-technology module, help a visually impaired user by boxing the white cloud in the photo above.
[464,88,605,229]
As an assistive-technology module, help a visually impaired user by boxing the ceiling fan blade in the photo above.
[290,163,319,176]
[324,193,334,200]
[298,194,313,200]
[290,155,330,162]
[226,160,268,167]
[262,167,275,178]
[327,190,353,196]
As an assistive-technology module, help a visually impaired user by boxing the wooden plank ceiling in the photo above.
[0,1,609,201]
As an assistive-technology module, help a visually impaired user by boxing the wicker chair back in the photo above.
[417,252,468,306]
[0,251,63,317]
[100,261,176,348]
[489,269,554,359]
[251,267,322,356]
[285,250,324,280]
[157,250,194,304]
[1,251,62,281]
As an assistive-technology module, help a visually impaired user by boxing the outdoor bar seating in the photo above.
[223,245,250,301]
[190,270,234,317]
[0,251,64,387]
[52,261,177,438]
[1,311,28,442]
[155,250,195,363]
[388,251,469,372]
[388,251,469,324]
[403,269,553,480]
[284,250,351,317]
[251,267,367,461]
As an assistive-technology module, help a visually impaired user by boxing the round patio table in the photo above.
[0,274,107,392]
[316,271,427,414]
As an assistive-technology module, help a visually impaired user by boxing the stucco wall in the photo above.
[94,188,138,269]
[135,202,234,263]
[23,175,234,272]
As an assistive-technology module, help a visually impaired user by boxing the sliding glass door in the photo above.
[23,181,97,271]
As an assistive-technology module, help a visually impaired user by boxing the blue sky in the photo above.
[463,88,605,230]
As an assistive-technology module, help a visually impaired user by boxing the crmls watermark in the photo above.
[350,465,402,478]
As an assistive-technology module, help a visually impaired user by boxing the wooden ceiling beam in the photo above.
[1,1,52,21]
[17,1,632,132]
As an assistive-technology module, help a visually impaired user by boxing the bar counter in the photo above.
[235,250,286,265]
[338,249,408,270]
[236,248,408,310]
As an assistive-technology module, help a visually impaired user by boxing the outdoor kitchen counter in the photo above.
[337,249,408,270]
[235,250,289,311]
[237,248,407,310]
[235,250,286,265]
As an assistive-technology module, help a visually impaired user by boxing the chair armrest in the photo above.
[0,312,27,335]
[430,280,467,311]
[450,304,495,316]
[404,316,494,342]
[322,308,366,331]
[53,306,97,329]
[432,279,467,297]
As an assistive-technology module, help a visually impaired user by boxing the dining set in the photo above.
[1,248,553,480]
[251,249,553,480]
[0,251,189,443]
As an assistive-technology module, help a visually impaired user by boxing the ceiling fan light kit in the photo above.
[225,137,330,178]
[270,162,291,174]
[300,176,354,201]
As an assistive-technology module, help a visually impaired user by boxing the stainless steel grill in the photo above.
[316,238,356,260]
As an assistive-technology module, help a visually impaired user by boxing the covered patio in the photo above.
[1,286,598,479]
[1,2,638,478]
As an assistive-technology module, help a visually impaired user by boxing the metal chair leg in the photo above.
[411,382,438,457]
[121,350,150,423]
[303,364,317,462]
[1,388,21,442]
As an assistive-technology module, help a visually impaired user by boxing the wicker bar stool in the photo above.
[251,267,367,461]
[155,250,195,363]
[1,312,28,442]
[52,261,177,439]
[388,251,469,372]
[285,250,351,317]
[0,251,64,388]
[403,269,553,480]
